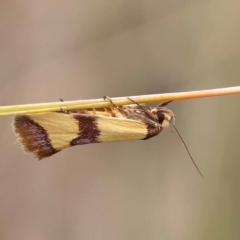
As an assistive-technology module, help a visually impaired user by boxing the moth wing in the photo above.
[13,112,154,159]
[13,112,80,159]
[88,114,149,143]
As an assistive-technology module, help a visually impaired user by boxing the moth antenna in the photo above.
[158,101,173,107]
[169,121,204,179]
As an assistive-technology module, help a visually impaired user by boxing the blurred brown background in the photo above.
[1,1,240,239]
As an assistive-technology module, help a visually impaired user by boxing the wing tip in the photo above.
[12,115,59,159]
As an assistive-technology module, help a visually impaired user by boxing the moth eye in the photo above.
[157,112,165,124]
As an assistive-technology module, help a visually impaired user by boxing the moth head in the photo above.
[151,102,175,128]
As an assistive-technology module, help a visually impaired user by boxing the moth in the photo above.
[13,97,203,176]
[13,97,174,159]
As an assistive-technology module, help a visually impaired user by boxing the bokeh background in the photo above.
[1,1,240,239]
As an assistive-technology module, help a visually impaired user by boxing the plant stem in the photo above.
[1,86,240,116]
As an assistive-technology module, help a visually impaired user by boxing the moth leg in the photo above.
[59,99,64,112]
[103,96,127,116]
[60,99,90,115]
[103,96,118,109]
[127,98,157,122]
[58,98,70,114]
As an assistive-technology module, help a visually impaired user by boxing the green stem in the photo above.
[1,86,240,116]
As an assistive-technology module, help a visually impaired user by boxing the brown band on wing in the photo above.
[13,115,59,159]
[142,125,162,140]
[70,115,100,146]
